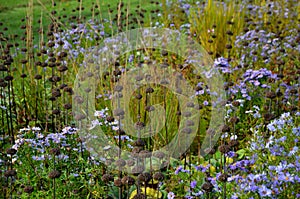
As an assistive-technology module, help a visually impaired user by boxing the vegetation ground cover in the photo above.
[0,0,299,198]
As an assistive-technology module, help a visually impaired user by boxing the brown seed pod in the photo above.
[24,186,34,194]
[133,138,145,147]
[229,140,239,148]
[232,100,240,107]
[131,165,145,175]
[263,113,276,122]
[101,174,113,184]
[114,178,123,187]
[121,176,135,186]
[229,116,239,124]
[221,125,230,132]
[218,173,228,182]
[266,91,276,99]
[48,170,61,179]
[63,103,72,110]
[115,159,126,167]
[218,144,230,154]
[133,193,146,199]
[153,172,164,181]
[138,172,152,183]
[50,147,61,156]
[6,148,17,155]
[4,170,17,177]
[139,150,151,158]
[201,182,213,192]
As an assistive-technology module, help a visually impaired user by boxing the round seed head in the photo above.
[24,186,34,194]
[48,170,61,179]
[153,172,164,181]
[101,174,113,183]
[4,170,17,177]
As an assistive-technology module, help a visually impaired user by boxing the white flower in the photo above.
[20,126,31,132]
[0,105,7,110]
[32,126,41,131]
[208,29,215,33]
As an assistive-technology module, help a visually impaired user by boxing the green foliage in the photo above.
[189,0,246,58]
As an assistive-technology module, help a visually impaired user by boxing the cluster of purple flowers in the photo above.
[228,68,278,100]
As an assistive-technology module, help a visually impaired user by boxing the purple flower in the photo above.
[167,192,175,199]
[278,172,294,182]
[203,101,209,106]
[258,185,272,197]
[190,180,197,189]
[175,166,183,175]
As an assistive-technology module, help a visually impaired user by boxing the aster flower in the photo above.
[258,185,272,197]
[167,192,175,199]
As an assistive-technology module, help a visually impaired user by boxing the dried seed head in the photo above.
[263,113,276,122]
[4,170,17,177]
[266,91,276,99]
[114,85,123,92]
[135,121,145,130]
[153,151,165,159]
[229,116,239,124]
[135,75,143,81]
[133,193,146,199]
[113,108,125,116]
[229,140,239,148]
[186,102,194,107]
[218,144,230,154]
[232,100,240,107]
[127,159,135,167]
[208,148,216,155]
[132,165,145,175]
[146,87,154,94]
[116,129,125,135]
[202,182,213,192]
[101,174,113,183]
[115,159,126,167]
[138,172,152,183]
[153,172,164,181]
[113,69,122,76]
[225,44,232,49]
[139,150,151,158]
[114,178,123,187]
[185,120,195,126]
[181,127,192,134]
[221,125,230,133]
[106,116,115,123]
[121,176,135,186]
[290,88,297,94]
[182,111,192,117]
[161,50,168,56]
[58,65,68,72]
[6,148,17,155]
[24,186,34,194]
[48,170,61,179]
[50,147,61,156]
[145,105,155,112]
[206,129,216,135]
[133,138,145,147]
[52,109,61,115]
[4,75,13,81]
[218,173,228,182]
[226,30,233,36]
[34,74,42,80]
[63,103,72,109]
[74,113,86,121]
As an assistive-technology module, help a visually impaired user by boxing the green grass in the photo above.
[0,0,158,44]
